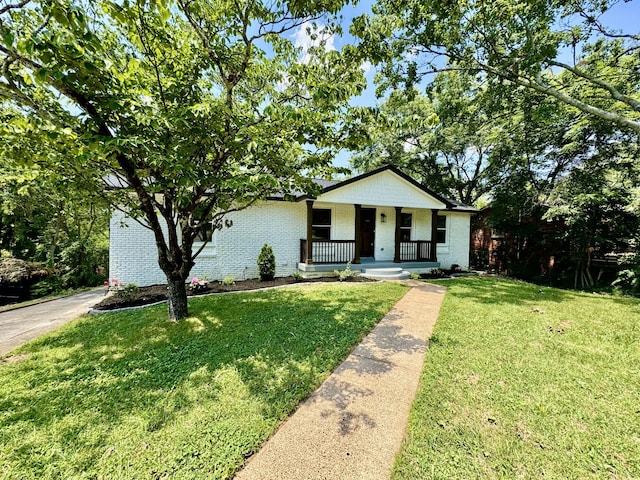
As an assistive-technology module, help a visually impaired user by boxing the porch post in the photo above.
[394,206,402,263]
[431,209,439,262]
[354,204,362,264]
[306,200,314,265]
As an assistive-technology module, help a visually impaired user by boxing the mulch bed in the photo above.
[93,276,374,311]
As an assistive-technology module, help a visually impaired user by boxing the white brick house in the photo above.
[109,166,477,286]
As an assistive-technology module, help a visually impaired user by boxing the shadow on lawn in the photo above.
[0,285,401,443]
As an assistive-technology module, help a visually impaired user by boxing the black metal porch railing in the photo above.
[300,239,356,264]
[400,240,434,262]
[301,239,435,264]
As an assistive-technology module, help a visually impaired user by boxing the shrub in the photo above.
[410,272,420,280]
[612,255,640,297]
[292,271,303,282]
[30,276,63,297]
[58,239,107,288]
[0,258,30,284]
[220,277,235,286]
[115,283,139,302]
[334,262,357,282]
[257,244,276,281]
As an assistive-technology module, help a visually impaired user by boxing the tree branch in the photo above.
[548,59,640,111]
[0,0,30,16]
[0,44,112,135]
[578,10,640,41]
[420,44,640,135]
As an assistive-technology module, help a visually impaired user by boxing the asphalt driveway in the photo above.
[0,288,105,357]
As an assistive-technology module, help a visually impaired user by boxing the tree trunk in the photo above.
[48,206,64,268]
[167,276,189,321]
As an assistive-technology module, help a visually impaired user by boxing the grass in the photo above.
[0,282,409,480]
[393,277,640,480]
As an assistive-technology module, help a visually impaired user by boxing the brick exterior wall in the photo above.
[109,201,306,286]
[436,212,471,269]
[109,211,167,286]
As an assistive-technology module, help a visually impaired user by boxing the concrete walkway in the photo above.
[0,288,105,356]
[235,280,447,480]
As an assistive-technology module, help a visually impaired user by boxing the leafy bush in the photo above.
[257,244,276,281]
[29,276,63,297]
[220,277,235,286]
[115,283,139,302]
[59,239,107,288]
[0,258,30,284]
[612,255,640,297]
[410,272,420,280]
[292,271,303,282]
[334,262,357,281]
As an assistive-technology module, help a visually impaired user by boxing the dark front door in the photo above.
[360,208,376,257]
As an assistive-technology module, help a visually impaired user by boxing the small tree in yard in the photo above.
[257,244,276,282]
[0,0,366,320]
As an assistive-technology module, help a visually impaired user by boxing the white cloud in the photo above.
[292,22,335,64]
[360,60,372,73]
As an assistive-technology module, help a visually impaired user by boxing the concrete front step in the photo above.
[362,267,403,274]
[361,267,411,280]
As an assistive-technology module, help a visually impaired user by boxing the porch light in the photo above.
[380,213,387,223]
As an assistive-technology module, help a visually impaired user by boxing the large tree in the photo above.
[352,0,640,134]
[352,0,640,289]
[487,81,640,287]
[0,105,109,278]
[351,72,507,205]
[0,0,365,319]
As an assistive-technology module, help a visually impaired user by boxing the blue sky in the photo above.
[302,0,640,169]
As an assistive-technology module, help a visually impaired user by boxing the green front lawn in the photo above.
[393,277,640,479]
[0,282,409,479]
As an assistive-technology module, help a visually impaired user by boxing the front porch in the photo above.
[297,258,440,277]
[299,200,442,267]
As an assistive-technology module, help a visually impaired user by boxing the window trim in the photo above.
[400,211,412,242]
[436,214,447,245]
[312,207,332,240]
[194,222,214,243]
[193,222,218,257]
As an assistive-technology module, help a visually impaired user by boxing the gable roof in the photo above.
[108,164,478,212]
[290,165,477,212]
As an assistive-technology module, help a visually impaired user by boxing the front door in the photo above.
[360,208,376,257]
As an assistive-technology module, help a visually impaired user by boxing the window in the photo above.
[400,212,412,241]
[194,222,214,243]
[436,215,447,243]
[312,208,331,240]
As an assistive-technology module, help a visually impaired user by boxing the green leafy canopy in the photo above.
[0,0,366,318]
